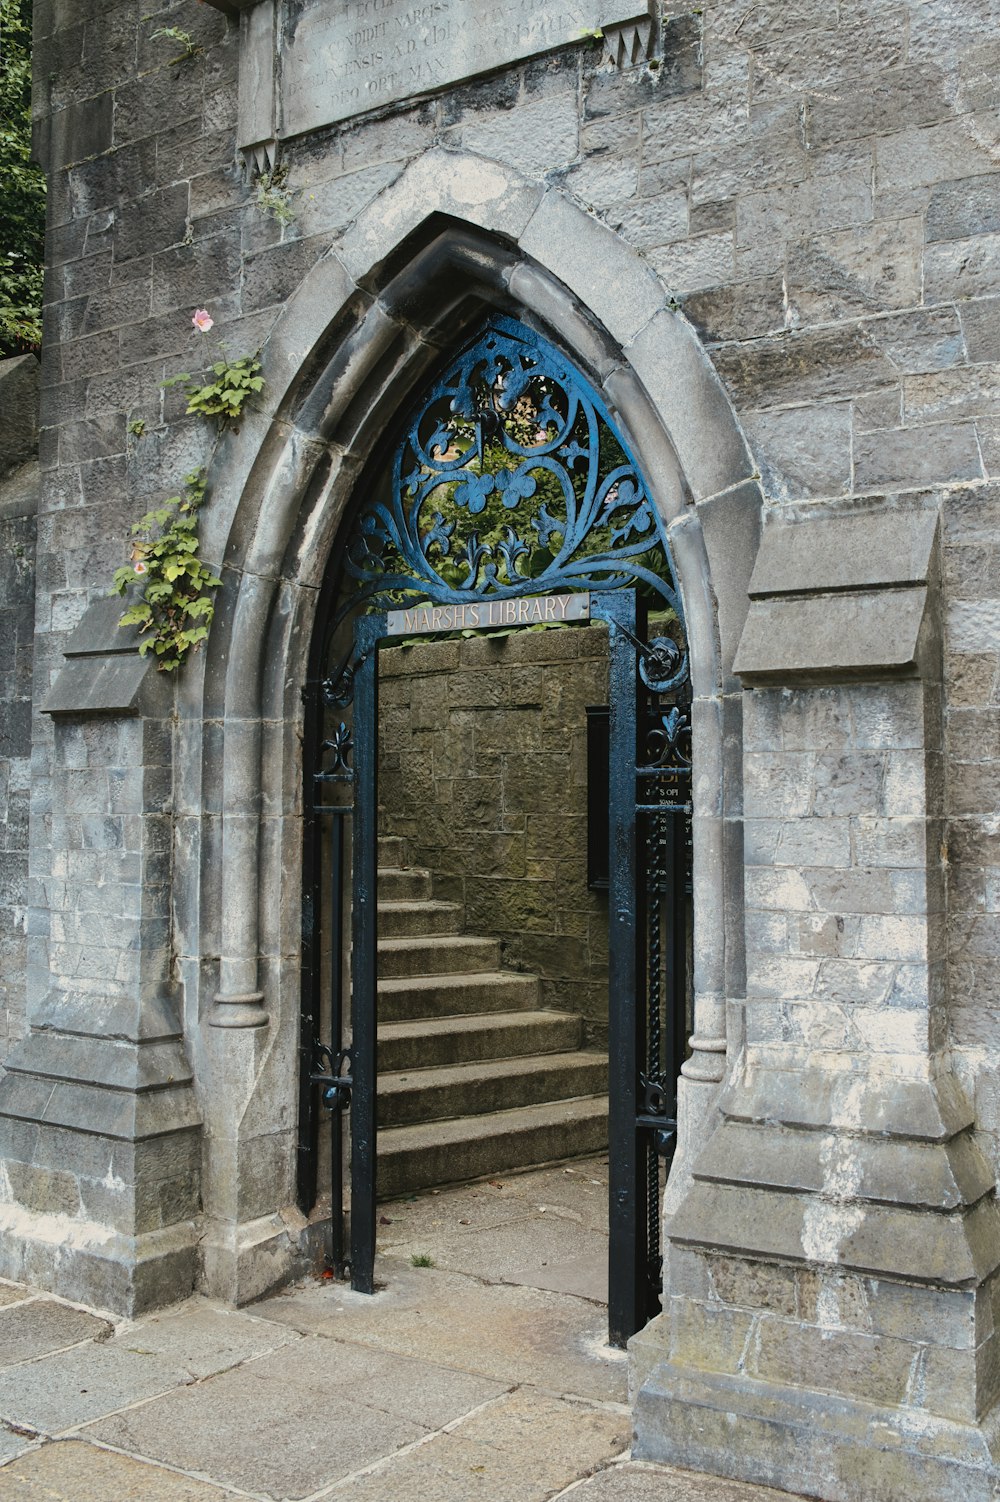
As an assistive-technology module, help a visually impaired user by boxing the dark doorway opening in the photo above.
[299,317,691,1345]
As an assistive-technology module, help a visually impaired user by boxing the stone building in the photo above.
[3,0,1000,1496]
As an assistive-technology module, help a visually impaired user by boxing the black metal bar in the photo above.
[328,808,347,1271]
[297,684,323,1215]
[349,613,384,1296]
[593,590,644,1350]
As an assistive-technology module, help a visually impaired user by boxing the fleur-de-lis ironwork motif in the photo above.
[337,317,686,626]
[321,721,354,776]
[644,706,692,771]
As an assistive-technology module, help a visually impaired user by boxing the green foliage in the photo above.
[410,1253,435,1268]
[112,470,222,672]
[163,354,264,426]
[0,0,46,356]
[148,24,201,62]
[128,417,146,437]
[255,165,295,227]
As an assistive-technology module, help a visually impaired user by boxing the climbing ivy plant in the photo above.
[115,310,265,670]
[113,470,222,671]
[163,353,264,426]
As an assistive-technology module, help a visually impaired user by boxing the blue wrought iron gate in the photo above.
[301,318,692,1346]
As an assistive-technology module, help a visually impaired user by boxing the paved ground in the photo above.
[0,1158,804,1501]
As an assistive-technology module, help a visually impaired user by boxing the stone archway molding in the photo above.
[189,147,762,1305]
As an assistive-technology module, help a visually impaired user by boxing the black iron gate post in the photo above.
[593,590,646,1347]
[349,612,385,1295]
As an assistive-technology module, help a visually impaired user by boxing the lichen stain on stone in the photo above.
[453,162,512,206]
[0,1200,116,1250]
[800,1130,865,1272]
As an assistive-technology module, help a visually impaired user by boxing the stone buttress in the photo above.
[633,502,1000,1499]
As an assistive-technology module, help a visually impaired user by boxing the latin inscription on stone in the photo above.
[386,592,590,637]
[279,0,644,137]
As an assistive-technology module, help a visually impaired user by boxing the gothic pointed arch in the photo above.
[179,150,761,1312]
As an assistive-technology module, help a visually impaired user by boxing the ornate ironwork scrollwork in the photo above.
[639,635,689,695]
[644,706,692,773]
[311,1043,353,1113]
[322,658,356,710]
[337,316,686,623]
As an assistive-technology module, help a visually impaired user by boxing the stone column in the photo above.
[634,502,1000,1499]
[0,600,201,1315]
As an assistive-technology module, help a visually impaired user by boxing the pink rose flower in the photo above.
[192,309,214,333]
[134,560,148,575]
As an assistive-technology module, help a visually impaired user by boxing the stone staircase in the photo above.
[376,836,609,1198]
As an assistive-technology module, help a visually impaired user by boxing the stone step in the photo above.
[378,836,408,866]
[378,1094,610,1198]
[378,934,501,979]
[378,1050,609,1127]
[378,970,539,1023]
[378,867,432,901]
[377,1010,582,1072]
[377,899,463,939]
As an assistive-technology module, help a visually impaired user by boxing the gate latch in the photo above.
[311,1043,353,1113]
[637,1071,677,1158]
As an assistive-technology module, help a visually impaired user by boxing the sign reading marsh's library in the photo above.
[387,592,590,637]
[279,1,642,136]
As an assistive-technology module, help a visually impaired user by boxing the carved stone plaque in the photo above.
[276,0,646,139]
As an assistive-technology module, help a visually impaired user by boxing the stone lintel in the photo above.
[670,1180,1000,1287]
[202,0,261,14]
[695,1120,995,1211]
[0,1069,201,1141]
[747,505,938,598]
[720,1062,974,1141]
[733,586,927,684]
[3,1032,194,1095]
[0,353,39,479]
[42,596,153,716]
[735,500,940,685]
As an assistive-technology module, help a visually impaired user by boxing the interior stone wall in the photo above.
[378,624,610,1044]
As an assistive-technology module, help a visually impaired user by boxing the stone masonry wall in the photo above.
[23,0,1000,1185]
[379,626,610,1044]
[0,499,36,1068]
[22,0,1000,1361]
[0,355,40,1070]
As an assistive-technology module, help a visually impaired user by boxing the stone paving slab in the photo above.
[324,1390,629,1502]
[0,1339,193,1435]
[112,1301,300,1379]
[254,1257,627,1404]
[0,1440,235,1500]
[377,1166,612,1300]
[0,1422,36,1466]
[85,1334,506,1500]
[386,1210,609,1290]
[378,1162,608,1242]
[0,1162,813,1502]
[503,1250,608,1303]
[0,1300,113,1369]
